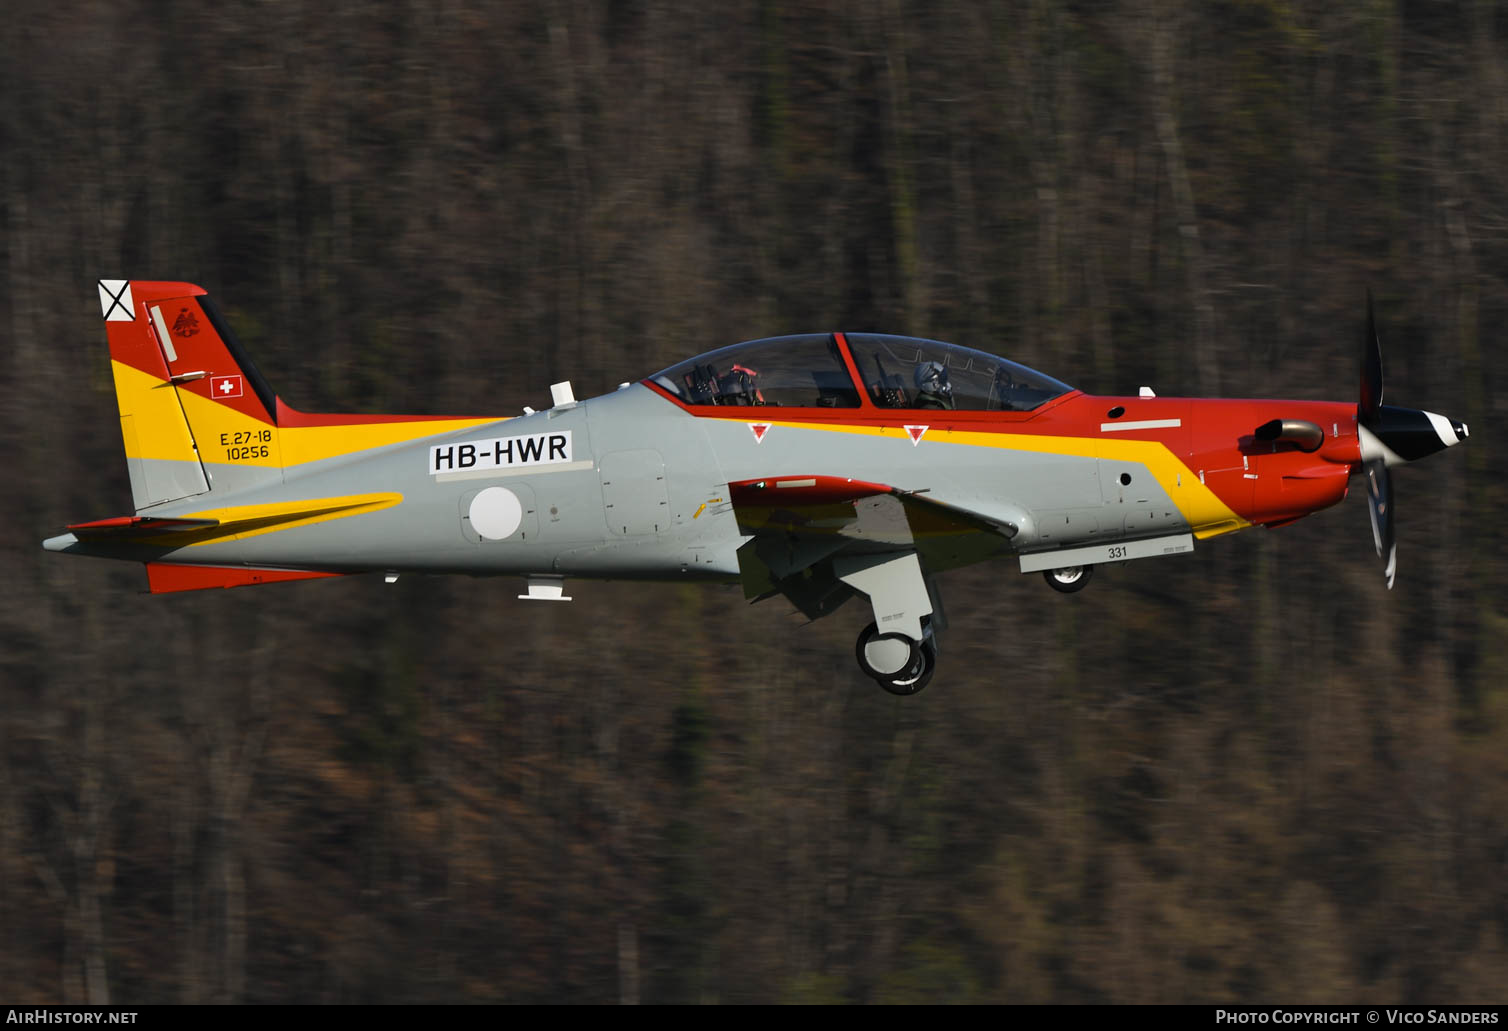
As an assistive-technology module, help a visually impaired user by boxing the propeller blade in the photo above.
[1364,457,1396,590]
[1360,290,1384,424]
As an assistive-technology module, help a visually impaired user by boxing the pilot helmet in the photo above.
[914,360,950,396]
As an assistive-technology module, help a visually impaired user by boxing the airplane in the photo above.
[45,279,1467,695]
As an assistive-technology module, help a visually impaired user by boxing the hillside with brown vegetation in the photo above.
[2,0,1504,1003]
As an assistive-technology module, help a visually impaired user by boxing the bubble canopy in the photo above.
[648,333,1074,412]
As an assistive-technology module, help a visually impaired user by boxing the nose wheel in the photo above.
[1043,565,1093,593]
[855,622,937,695]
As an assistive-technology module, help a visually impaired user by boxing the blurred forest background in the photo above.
[2,0,1505,1004]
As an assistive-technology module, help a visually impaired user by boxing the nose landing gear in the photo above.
[1043,564,1093,593]
[855,621,937,695]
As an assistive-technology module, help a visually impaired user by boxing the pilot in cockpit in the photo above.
[913,361,955,410]
[684,360,765,405]
[718,362,764,405]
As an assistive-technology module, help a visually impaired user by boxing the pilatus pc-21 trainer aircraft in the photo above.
[46,280,1466,694]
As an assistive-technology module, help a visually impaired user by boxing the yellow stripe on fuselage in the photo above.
[276,416,500,468]
[748,419,1250,539]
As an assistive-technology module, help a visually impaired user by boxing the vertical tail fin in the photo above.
[99,280,284,510]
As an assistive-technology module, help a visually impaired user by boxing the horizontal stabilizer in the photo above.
[145,563,346,594]
[52,492,403,551]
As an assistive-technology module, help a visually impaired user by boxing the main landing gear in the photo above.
[855,621,937,695]
[834,550,938,695]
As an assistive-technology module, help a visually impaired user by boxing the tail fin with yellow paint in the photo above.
[98,279,283,510]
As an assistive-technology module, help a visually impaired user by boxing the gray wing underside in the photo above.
[728,476,1021,622]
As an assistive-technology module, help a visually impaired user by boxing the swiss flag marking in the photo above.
[211,375,244,399]
[749,422,770,443]
[904,425,928,446]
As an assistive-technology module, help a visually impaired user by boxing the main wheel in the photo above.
[1043,565,1093,593]
[855,623,936,696]
[879,638,935,695]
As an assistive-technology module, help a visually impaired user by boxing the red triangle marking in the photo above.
[905,425,928,445]
[749,423,770,443]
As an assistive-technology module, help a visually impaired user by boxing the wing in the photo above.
[727,474,1021,620]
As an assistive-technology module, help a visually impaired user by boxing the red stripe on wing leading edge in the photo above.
[70,516,164,530]
[145,563,346,593]
[729,475,894,506]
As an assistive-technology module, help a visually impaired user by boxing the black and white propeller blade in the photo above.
[1359,292,1394,589]
[1356,291,1467,590]
[1364,457,1395,590]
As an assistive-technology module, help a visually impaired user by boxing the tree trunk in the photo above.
[1150,10,1216,394]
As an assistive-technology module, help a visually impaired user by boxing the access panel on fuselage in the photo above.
[599,449,671,535]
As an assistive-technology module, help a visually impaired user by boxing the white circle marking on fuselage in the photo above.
[469,486,523,540]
